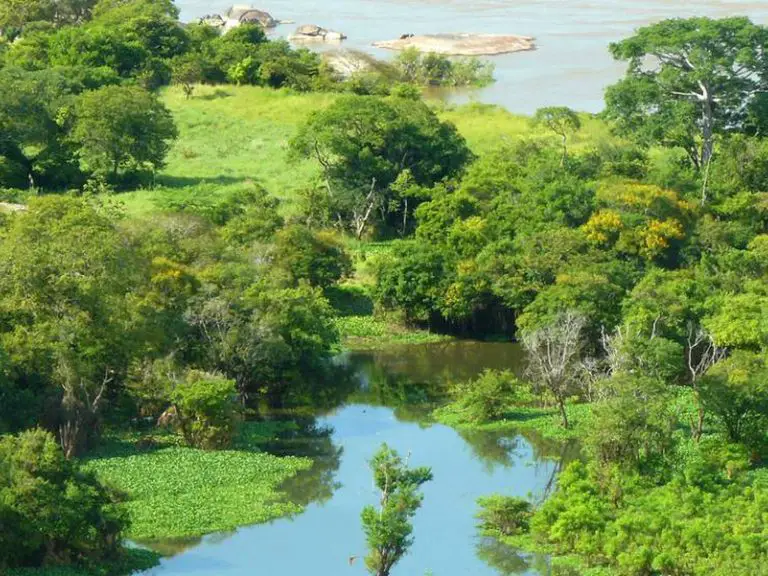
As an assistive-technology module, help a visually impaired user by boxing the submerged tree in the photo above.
[360,444,433,576]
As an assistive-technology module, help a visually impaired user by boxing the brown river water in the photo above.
[176,0,768,113]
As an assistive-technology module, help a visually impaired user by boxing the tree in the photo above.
[700,351,768,446]
[291,95,471,238]
[171,53,205,99]
[606,17,768,195]
[476,495,533,537]
[449,370,533,423]
[585,375,677,470]
[0,428,127,570]
[0,67,81,189]
[71,84,177,180]
[0,197,142,457]
[521,311,586,428]
[361,444,432,576]
[533,106,581,165]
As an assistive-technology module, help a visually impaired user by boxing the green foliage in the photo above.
[361,444,433,576]
[71,84,177,181]
[83,440,311,539]
[584,375,677,470]
[449,370,533,423]
[530,458,768,576]
[605,17,768,171]
[700,351,768,447]
[0,429,127,570]
[169,371,241,450]
[476,495,533,537]
[273,225,352,288]
[394,48,495,87]
[0,196,143,456]
[292,95,471,237]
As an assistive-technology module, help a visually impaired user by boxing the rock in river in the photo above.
[289,24,347,43]
[372,33,535,56]
[225,5,278,28]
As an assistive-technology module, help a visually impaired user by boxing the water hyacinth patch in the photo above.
[83,447,312,540]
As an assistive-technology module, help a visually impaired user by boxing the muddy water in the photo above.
[175,0,768,113]
[140,342,575,576]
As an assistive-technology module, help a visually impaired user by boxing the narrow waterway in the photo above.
[140,341,573,576]
[175,0,768,113]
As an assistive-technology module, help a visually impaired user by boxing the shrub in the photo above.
[273,225,352,288]
[476,495,533,537]
[451,370,533,423]
[168,371,241,449]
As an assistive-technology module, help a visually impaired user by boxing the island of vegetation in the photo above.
[0,2,766,576]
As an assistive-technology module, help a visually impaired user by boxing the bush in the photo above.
[0,429,127,570]
[451,370,533,423]
[273,225,352,288]
[168,372,241,450]
[476,495,533,537]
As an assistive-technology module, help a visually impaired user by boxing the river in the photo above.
[139,341,576,576]
[174,0,768,113]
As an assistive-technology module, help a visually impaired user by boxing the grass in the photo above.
[436,101,615,155]
[81,425,312,540]
[434,401,593,443]
[117,85,336,217]
[115,86,616,218]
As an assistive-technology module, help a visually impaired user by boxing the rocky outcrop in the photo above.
[373,33,536,56]
[236,8,278,28]
[289,24,347,43]
[198,14,226,29]
[195,6,280,31]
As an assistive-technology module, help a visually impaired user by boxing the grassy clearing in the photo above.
[82,426,312,540]
[433,401,593,442]
[118,85,336,217]
[116,86,615,218]
[436,102,615,155]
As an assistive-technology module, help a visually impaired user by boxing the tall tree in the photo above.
[71,84,177,180]
[605,17,768,189]
[533,106,581,165]
[0,197,142,457]
[291,95,471,238]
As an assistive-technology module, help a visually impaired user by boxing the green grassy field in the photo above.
[118,85,336,217]
[117,85,614,218]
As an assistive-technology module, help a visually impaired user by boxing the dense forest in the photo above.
[0,2,767,576]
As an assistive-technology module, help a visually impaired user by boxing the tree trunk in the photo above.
[700,94,714,171]
[561,134,568,167]
[557,397,569,429]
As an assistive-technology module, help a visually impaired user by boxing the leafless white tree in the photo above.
[522,311,586,429]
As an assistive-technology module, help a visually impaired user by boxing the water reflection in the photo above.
[476,537,550,576]
[140,341,565,576]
